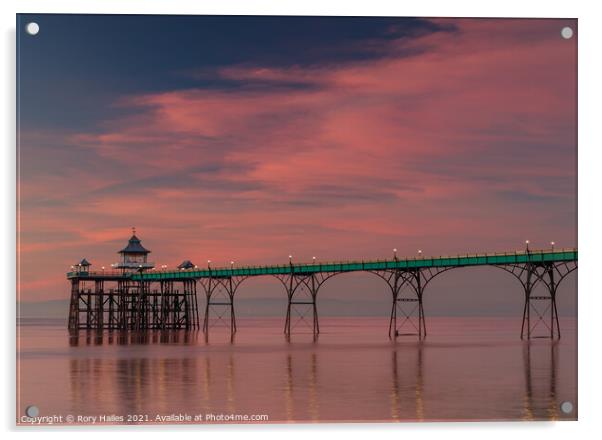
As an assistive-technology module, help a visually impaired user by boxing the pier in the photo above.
[67,231,577,339]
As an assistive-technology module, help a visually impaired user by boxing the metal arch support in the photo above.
[371,266,454,340]
[275,271,338,337]
[420,266,456,289]
[199,275,248,335]
[496,262,556,339]
[551,261,577,290]
[405,266,455,338]
[369,269,415,338]
[496,261,577,340]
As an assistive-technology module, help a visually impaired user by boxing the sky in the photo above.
[17,15,577,317]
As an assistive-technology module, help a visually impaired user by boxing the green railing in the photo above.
[66,249,577,280]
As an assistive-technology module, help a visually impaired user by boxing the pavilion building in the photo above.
[115,229,155,272]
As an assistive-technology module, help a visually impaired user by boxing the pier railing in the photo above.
[66,248,577,280]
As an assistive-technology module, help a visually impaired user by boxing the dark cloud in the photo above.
[17,15,455,130]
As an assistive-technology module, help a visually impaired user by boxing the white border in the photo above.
[2,1,602,439]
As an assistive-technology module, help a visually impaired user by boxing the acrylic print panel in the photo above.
[16,14,577,425]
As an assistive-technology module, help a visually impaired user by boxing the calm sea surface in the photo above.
[17,317,577,424]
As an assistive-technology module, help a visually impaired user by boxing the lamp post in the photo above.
[393,248,398,261]
[418,249,423,257]
[525,240,530,252]
[312,256,316,264]
[230,260,234,269]
[207,260,211,269]
[551,241,555,251]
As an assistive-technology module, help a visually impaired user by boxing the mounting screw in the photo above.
[560,401,574,414]
[25,22,39,36]
[25,405,39,417]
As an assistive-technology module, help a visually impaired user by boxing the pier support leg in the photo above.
[95,280,104,330]
[548,266,561,340]
[278,272,333,337]
[68,279,80,330]
[181,279,199,330]
[133,280,146,331]
[377,267,448,339]
[382,270,423,339]
[160,282,166,330]
[520,263,563,340]
[283,275,319,336]
[202,279,210,333]
[417,272,426,339]
[119,280,131,330]
[154,280,195,330]
[67,276,198,332]
[520,264,534,340]
[150,284,159,329]
[108,289,115,330]
[86,287,92,329]
[200,276,246,336]
[501,260,575,340]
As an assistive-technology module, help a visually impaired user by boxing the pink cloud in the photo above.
[18,18,576,302]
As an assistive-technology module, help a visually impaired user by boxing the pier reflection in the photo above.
[68,355,204,419]
[390,342,424,421]
[522,341,559,420]
[284,352,320,421]
[64,328,568,422]
[68,329,200,346]
[67,336,236,421]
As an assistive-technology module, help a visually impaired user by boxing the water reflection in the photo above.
[284,354,293,420]
[203,330,236,345]
[68,356,236,420]
[284,352,320,421]
[390,342,424,421]
[64,330,566,422]
[69,329,200,346]
[522,341,559,420]
[226,355,235,413]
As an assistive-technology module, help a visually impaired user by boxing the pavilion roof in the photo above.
[119,234,151,254]
[178,260,196,269]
